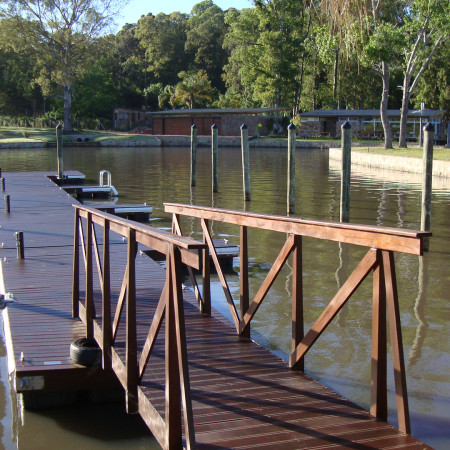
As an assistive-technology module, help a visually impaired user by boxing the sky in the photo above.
[115,0,253,30]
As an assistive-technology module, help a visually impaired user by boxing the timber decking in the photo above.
[0,171,429,449]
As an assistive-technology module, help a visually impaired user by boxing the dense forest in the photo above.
[0,0,448,141]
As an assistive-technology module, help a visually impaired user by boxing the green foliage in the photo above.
[185,1,228,90]
[135,12,189,86]
[172,70,215,109]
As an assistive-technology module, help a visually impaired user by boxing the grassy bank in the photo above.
[352,145,449,161]
[0,126,157,144]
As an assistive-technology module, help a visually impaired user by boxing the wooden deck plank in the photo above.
[0,171,430,449]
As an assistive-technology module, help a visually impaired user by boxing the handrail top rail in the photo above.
[74,204,206,250]
[164,203,431,256]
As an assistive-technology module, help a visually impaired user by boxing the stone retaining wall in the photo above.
[157,136,333,149]
[329,147,449,178]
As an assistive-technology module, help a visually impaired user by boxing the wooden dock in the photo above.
[0,171,431,448]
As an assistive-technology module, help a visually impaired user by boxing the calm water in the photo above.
[0,146,449,449]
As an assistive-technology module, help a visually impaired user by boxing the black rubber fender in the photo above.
[70,337,102,367]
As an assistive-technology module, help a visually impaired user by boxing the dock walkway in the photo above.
[0,171,429,448]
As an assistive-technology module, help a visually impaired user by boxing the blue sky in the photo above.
[116,0,253,29]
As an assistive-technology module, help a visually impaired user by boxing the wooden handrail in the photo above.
[165,202,428,435]
[72,205,205,449]
[164,203,431,256]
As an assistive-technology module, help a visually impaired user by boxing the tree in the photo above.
[0,20,43,115]
[185,1,228,90]
[223,1,312,113]
[397,0,449,147]
[318,0,406,149]
[172,70,214,109]
[0,0,125,131]
[135,12,189,86]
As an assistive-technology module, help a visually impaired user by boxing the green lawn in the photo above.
[0,127,157,144]
[352,146,450,161]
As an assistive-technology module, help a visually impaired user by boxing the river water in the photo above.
[0,145,449,449]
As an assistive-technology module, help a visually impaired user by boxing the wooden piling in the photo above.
[56,123,63,179]
[420,123,434,251]
[287,123,296,213]
[190,124,197,187]
[1,178,5,192]
[4,194,10,213]
[212,123,218,193]
[241,124,251,201]
[15,231,24,259]
[340,121,352,223]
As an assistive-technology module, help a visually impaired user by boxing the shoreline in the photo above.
[329,147,449,178]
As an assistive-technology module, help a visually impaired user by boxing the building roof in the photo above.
[300,109,445,119]
[146,107,290,117]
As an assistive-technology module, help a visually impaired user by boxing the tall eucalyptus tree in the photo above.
[0,0,126,131]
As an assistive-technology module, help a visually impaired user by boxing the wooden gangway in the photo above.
[0,171,431,449]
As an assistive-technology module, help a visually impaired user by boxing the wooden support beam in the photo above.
[201,219,211,316]
[102,220,112,370]
[240,226,250,338]
[370,251,387,421]
[170,244,195,449]
[164,203,430,256]
[139,286,166,380]
[383,250,411,435]
[291,235,303,371]
[92,222,103,291]
[72,208,80,318]
[85,212,94,339]
[201,218,239,329]
[290,249,377,369]
[241,235,295,335]
[165,246,182,448]
[112,264,128,342]
[126,228,138,414]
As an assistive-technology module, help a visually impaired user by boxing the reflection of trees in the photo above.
[409,255,429,367]
[377,181,388,226]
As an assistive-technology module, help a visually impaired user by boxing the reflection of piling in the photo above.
[421,123,434,251]
[241,124,251,201]
[409,255,428,366]
[4,194,10,213]
[287,123,296,213]
[15,231,24,259]
[340,121,351,222]
[211,123,218,193]
[56,123,63,179]
[190,124,197,187]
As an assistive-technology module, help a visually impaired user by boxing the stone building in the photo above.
[298,109,446,143]
[113,107,289,136]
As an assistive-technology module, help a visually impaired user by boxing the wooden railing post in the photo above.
[383,250,410,434]
[240,225,250,338]
[291,235,303,371]
[126,228,138,414]
[370,250,387,421]
[102,219,112,370]
[166,244,182,448]
[201,219,211,315]
[85,212,94,339]
[72,208,80,318]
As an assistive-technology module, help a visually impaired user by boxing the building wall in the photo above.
[151,114,273,136]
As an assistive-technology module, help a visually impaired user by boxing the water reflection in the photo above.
[0,146,449,448]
